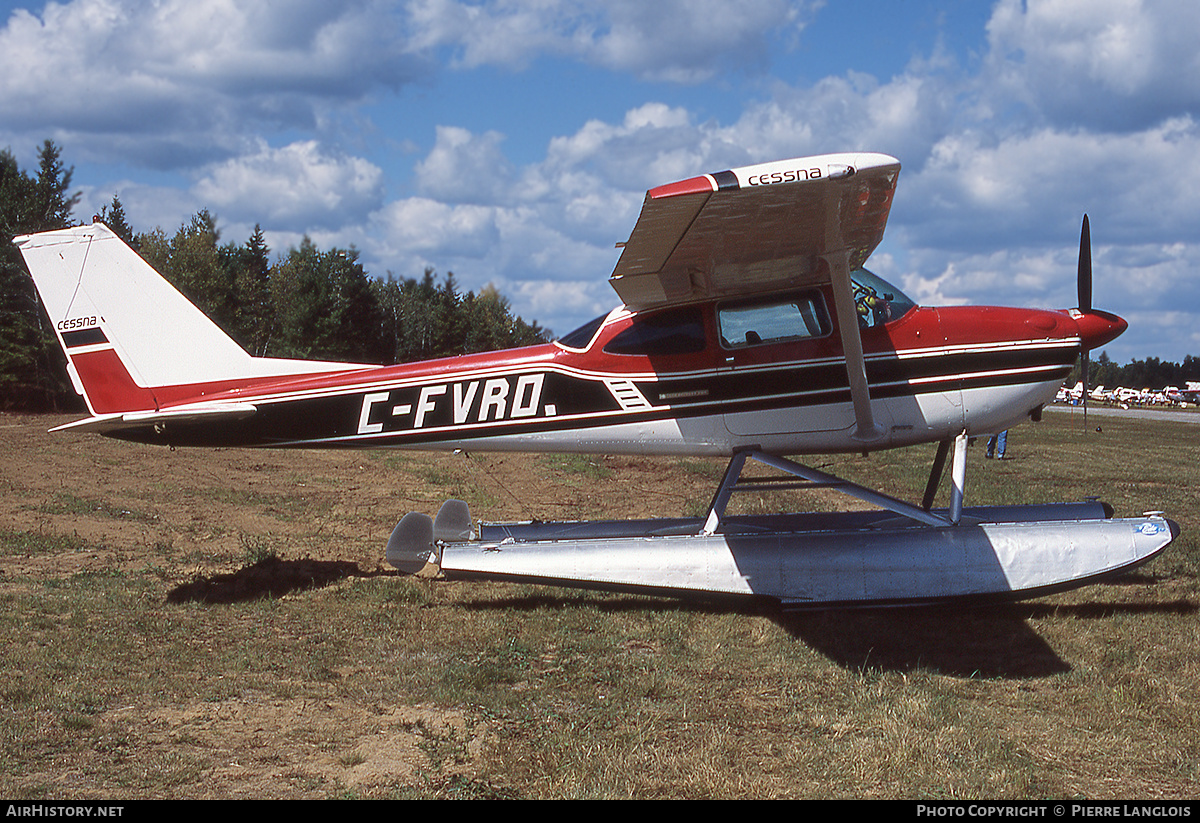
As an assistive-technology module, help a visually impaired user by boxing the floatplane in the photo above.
[15,152,1176,608]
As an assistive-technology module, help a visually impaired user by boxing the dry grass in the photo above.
[0,409,1197,798]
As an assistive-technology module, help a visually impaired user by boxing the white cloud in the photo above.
[508,278,616,335]
[533,102,761,216]
[982,0,1200,130]
[409,113,678,248]
[0,0,423,166]
[414,126,515,204]
[715,67,961,170]
[76,180,200,238]
[899,116,1200,251]
[370,196,500,260]
[364,187,624,336]
[575,0,808,83]
[406,0,816,82]
[192,140,385,229]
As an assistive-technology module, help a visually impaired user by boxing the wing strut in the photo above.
[824,250,884,443]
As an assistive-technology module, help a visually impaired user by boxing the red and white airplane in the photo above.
[15,152,1176,608]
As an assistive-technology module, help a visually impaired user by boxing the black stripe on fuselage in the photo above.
[106,342,1075,449]
[642,342,1075,412]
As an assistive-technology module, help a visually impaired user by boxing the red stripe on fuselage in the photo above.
[150,344,563,411]
[69,347,375,415]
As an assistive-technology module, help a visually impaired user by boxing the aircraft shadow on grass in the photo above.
[165,558,1193,679]
[448,581,1194,680]
[165,556,384,604]
[778,606,1073,679]
[781,590,1195,679]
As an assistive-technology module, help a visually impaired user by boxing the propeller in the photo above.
[1078,215,1092,428]
[1078,215,1092,312]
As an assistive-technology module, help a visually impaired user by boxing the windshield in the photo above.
[556,313,608,350]
[604,306,707,356]
[851,268,916,328]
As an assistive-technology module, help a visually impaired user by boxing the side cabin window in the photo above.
[603,305,707,356]
[718,292,830,349]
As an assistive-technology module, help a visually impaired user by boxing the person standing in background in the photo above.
[986,430,1008,459]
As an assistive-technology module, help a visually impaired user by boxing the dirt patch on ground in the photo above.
[140,698,481,797]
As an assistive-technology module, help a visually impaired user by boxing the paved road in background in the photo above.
[1044,405,1200,425]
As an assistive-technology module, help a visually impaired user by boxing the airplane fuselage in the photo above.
[86,279,1112,455]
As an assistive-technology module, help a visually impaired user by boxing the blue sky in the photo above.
[2,0,1198,363]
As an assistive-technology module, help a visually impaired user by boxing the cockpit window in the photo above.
[718,292,830,349]
[556,313,608,350]
[603,306,707,356]
[851,268,917,328]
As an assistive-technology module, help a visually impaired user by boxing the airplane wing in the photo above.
[611,152,901,443]
[609,152,900,310]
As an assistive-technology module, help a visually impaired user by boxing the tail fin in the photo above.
[15,223,365,418]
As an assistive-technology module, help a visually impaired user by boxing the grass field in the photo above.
[1,409,1197,799]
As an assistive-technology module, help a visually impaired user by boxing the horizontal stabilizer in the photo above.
[386,512,437,575]
[434,499,474,542]
[50,404,258,434]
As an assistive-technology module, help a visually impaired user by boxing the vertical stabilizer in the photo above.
[15,223,366,417]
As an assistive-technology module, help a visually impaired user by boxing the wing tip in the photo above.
[648,175,717,199]
[646,152,900,202]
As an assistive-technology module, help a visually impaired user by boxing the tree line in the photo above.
[1070,352,1200,391]
[0,142,549,412]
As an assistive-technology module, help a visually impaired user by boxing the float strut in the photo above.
[949,430,968,525]
[922,438,952,511]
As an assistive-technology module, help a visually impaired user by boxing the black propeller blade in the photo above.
[1078,215,1092,427]
[1078,214,1092,313]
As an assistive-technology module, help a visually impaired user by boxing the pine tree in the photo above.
[371,268,550,364]
[270,238,388,363]
[99,194,137,249]
[231,225,275,356]
[0,142,79,410]
[31,140,79,232]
